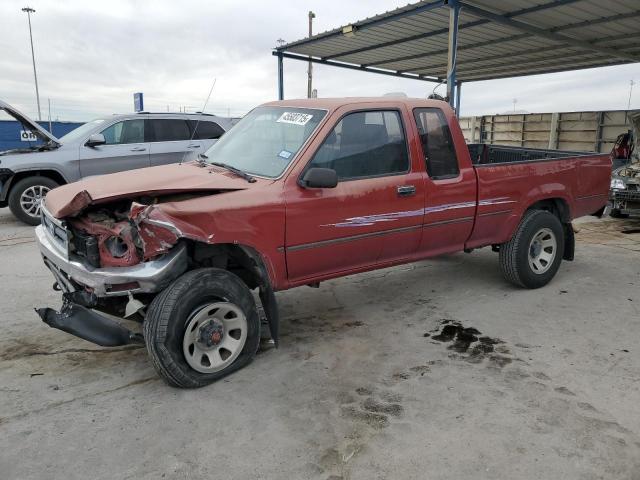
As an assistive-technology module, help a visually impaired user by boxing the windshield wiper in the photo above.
[37,142,59,151]
[208,159,256,183]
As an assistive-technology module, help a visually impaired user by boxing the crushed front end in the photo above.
[610,163,640,216]
[35,200,188,346]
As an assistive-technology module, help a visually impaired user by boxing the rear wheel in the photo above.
[499,210,565,289]
[8,176,59,225]
[144,268,260,388]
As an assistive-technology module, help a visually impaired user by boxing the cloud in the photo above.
[1,0,638,121]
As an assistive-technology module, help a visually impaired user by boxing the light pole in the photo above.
[22,6,42,121]
[307,11,315,99]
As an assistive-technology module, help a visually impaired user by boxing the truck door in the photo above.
[412,107,476,255]
[285,107,425,282]
[79,119,150,177]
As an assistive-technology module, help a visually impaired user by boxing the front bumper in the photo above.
[611,189,640,215]
[37,298,143,347]
[35,224,188,297]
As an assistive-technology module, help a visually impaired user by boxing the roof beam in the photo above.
[366,9,640,69]
[277,0,446,52]
[458,2,640,62]
[324,0,582,61]
[271,51,443,83]
[458,59,630,82]
[410,30,640,73]
[449,51,614,78]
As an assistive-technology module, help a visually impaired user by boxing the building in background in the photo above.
[0,120,83,151]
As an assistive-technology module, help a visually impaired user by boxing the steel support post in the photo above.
[446,0,460,108]
[277,53,284,100]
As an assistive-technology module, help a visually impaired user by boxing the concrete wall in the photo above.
[459,110,638,153]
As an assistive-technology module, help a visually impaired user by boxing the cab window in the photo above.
[413,108,459,179]
[101,119,145,145]
[309,110,409,180]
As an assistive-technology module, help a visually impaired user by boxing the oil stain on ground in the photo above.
[429,319,513,367]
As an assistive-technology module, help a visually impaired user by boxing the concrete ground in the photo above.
[0,207,638,480]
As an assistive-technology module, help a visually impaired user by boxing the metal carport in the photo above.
[273,0,640,113]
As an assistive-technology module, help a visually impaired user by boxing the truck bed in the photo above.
[465,147,611,250]
[467,143,593,165]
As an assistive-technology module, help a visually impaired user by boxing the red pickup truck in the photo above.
[35,98,611,388]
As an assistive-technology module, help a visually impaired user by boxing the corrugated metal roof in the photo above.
[276,0,640,83]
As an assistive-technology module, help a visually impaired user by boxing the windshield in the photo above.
[59,119,106,144]
[203,106,326,178]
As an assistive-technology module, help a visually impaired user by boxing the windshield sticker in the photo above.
[276,112,313,126]
[278,150,292,159]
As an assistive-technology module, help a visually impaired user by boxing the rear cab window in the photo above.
[413,108,459,180]
[309,110,409,181]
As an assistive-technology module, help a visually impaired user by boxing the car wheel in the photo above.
[8,176,59,225]
[143,268,260,388]
[610,208,629,219]
[499,210,565,289]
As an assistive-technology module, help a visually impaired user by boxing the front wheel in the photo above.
[144,268,260,388]
[499,210,565,289]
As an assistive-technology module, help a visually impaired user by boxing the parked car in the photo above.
[34,98,611,388]
[0,100,231,225]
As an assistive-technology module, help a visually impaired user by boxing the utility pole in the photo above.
[628,80,635,110]
[307,11,315,99]
[22,7,42,121]
[47,98,52,132]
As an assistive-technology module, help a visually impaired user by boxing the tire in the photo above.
[610,209,629,219]
[499,210,565,289]
[8,176,59,225]
[143,268,260,388]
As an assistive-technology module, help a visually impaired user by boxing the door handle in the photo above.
[188,144,201,149]
[130,146,146,152]
[397,185,416,197]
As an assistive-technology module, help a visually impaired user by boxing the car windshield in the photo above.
[203,106,326,178]
[58,119,106,144]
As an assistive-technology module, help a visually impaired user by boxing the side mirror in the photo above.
[301,167,338,188]
[85,133,106,147]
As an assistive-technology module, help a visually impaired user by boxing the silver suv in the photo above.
[0,100,231,225]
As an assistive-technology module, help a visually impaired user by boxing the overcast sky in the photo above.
[1,0,639,122]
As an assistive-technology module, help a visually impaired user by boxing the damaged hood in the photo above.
[0,99,60,146]
[45,162,252,218]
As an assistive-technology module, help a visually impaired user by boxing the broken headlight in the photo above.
[610,178,626,190]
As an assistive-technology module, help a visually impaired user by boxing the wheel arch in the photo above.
[523,197,574,261]
[2,169,67,202]
[524,197,571,223]
[183,240,281,345]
